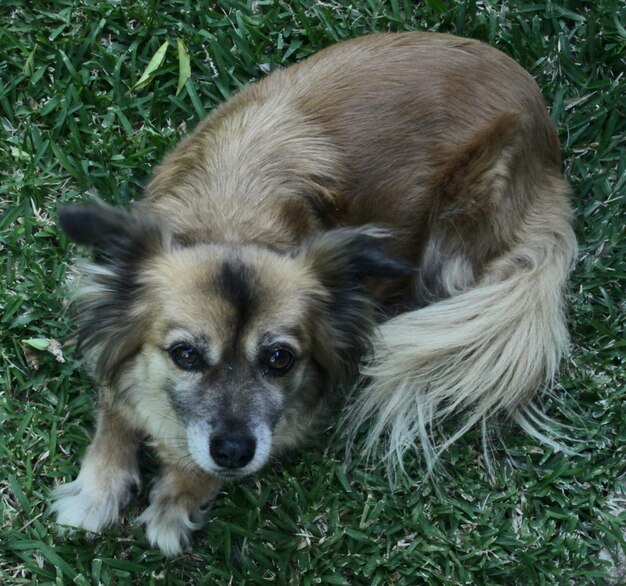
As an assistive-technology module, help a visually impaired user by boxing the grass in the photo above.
[0,0,624,583]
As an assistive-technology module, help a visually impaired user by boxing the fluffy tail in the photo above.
[346,177,577,470]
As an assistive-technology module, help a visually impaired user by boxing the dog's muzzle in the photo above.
[187,419,272,478]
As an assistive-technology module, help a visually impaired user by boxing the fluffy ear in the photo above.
[58,201,170,383]
[299,227,415,390]
[58,201,170,264]
[299,226,415,283]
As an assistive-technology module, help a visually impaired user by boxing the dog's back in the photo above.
[141,33,567,296]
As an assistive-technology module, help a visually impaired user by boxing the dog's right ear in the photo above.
[58,201,170,263]
[58,202,171,384]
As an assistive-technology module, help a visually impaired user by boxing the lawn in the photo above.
[0,0,624,584]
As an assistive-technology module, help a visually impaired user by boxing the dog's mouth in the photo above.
[186,420,272,479]
[210,469,251,481]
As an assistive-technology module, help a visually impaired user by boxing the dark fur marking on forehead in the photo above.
[218,259,259,339]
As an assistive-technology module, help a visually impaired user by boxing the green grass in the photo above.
[1,0,624,583]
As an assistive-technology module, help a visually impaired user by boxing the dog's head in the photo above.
[58,202,412,479]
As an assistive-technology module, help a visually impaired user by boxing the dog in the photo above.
[52,32,576,555]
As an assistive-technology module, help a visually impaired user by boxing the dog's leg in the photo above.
[138,463,222,556]
[51,401,141,532]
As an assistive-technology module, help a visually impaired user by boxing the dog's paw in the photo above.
[51,465,139,533]
[138,500,205,557]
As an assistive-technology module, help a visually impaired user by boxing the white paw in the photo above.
[51,463,139,533]
[138,500,204,557]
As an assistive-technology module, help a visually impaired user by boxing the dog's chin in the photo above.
[186,421,272,480]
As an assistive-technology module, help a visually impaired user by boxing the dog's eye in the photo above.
[169,344,203,371]
[264,347,295,375]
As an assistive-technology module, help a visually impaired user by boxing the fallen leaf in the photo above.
[132,40,169,91]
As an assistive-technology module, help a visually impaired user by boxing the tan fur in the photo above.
[53,32,576,554]
[51,404,141,531]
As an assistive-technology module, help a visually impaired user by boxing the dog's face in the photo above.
[58,203,412,479]
[135,244,331,479]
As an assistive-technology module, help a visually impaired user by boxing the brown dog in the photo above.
[53,32,576,555]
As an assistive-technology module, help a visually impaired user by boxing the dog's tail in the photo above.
[345,115,577,470]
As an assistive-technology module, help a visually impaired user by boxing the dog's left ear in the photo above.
[298,226,415,284]
[297,227,415,390]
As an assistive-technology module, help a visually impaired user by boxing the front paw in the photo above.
[137,469,221,556]
[51,466,139,533]
[138,500,205,556]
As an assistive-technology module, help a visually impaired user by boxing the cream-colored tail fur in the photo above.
[347,181,577,470]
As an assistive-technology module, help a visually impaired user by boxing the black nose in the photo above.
[210,433,256,469]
